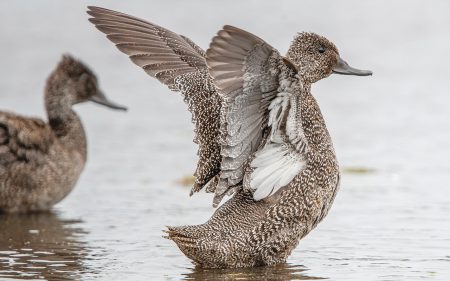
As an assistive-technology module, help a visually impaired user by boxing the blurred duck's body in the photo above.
[0,55,126,213]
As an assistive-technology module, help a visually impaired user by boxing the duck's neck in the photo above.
[300,86,335,155]
[45,81,87,159]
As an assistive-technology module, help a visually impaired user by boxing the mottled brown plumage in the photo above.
[0,55,126,213]
[87,6,223,196]
[87,7,371,268]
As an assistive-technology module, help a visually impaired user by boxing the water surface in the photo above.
[0,1,449,280]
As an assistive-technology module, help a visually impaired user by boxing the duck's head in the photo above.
[52,55,127,110]
[286,32,372,84]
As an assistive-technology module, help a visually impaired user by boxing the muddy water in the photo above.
[1,1,450,280]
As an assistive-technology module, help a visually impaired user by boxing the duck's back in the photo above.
[0,112,86,213]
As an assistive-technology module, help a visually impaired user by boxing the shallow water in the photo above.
[1,1,450,280]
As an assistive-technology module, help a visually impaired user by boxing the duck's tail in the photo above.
[163,191,270,268]
[164,226,195,247]
[164,224,211,266]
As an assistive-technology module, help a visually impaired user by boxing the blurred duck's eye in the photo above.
[318,46,326,53]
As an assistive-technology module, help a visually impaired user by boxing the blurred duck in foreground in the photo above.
[0,55,126,213]
[88,6,371,268]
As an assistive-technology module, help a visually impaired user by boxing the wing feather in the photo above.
[87,6,206,89]
[0,113,54,166]
[247,94,309,200]
[88,7,222,194]
[207,25,308,206]
[206,26,285,206]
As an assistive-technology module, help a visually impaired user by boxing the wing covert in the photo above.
[206,25,299,206]
[0,113,54,166]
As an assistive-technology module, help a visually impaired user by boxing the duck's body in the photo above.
[88,6,371,268]
[0,55,126,213]
[0,112,86,213]
[169,86,340,267]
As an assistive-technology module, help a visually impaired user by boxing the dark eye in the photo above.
[318,46,326,53]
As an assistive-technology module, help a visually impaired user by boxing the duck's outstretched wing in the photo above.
[207,26,307,206]
[87,6,222,193]
[87,6,206,89]
[0,113,54,166]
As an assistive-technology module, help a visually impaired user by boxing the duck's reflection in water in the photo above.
[182,263,324,281]
[0,211,90,281]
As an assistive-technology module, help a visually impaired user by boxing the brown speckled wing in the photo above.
[87,7,222,195]
[206,26,288,206]
[0,113,54,166]
[87,6,206,90]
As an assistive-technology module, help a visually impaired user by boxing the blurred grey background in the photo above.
[0,1,449,280]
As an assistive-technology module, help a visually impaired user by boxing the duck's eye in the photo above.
[318,46,326,54]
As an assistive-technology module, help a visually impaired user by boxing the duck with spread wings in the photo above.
[87,6,372,268]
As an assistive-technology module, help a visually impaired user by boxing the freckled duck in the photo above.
[0,55,126,213]
[87,6,371,268]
